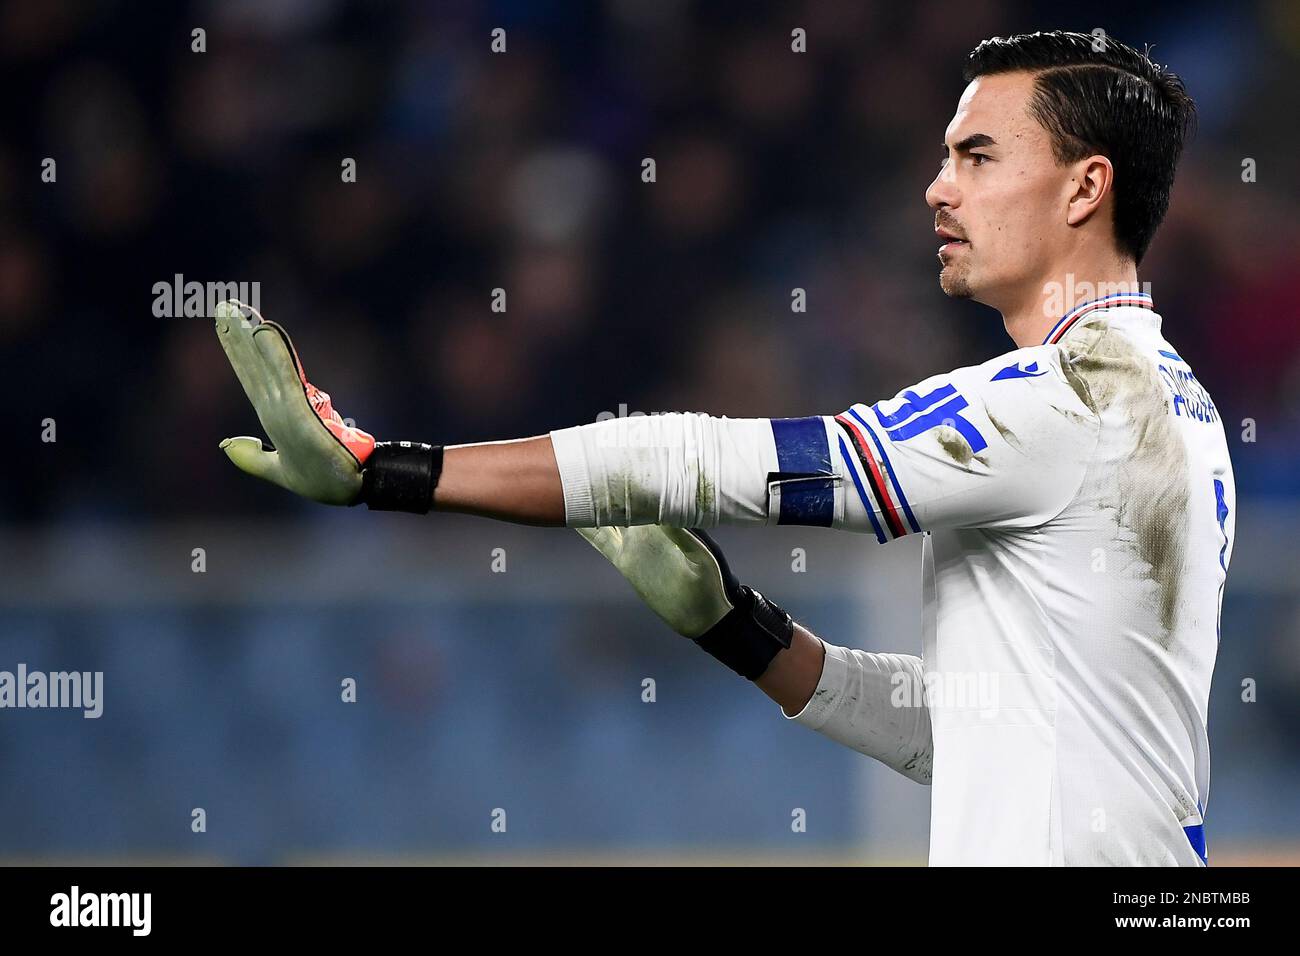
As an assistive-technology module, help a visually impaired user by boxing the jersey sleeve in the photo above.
[549,345,1099,535]
[784,643,933,784]
[769,345,1101,540]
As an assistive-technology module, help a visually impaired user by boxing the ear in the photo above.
[1065,154,1114,227]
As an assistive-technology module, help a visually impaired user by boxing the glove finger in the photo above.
[244,321,332,453]
[214,300,273,409]
[662,525,710,554]
[251,322,302,406]
[244,324,363,504]
[220,436,290,491]
[219,297,265,333]
[673,527,741,596]
[252,318,313,387]
[621,526,738,637]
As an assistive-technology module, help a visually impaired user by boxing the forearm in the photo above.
[756,624,826,717]
[432,413,778,529]
[433,436,567,526]
[719,598,932,786]
[783,640,933,785]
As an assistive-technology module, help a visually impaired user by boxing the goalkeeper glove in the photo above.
[214,299,438,513]
[577,526,794,680]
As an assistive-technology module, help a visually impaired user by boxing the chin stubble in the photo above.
[939,259,973,298]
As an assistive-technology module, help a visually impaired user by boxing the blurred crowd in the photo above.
[1,0,1297,522]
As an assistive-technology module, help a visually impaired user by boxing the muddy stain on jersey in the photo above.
[935,425,975,467]
[695,472,715,524]
[1060,357,1095,412]
[603,452,664,525]
[986,409,1024,454]
[1056,408,1093,430]
[1064,320,1189,640]
[598,451,715,526]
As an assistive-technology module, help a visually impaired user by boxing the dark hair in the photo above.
[964,30,1196,264]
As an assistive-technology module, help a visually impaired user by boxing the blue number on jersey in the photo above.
[873,383,988,453]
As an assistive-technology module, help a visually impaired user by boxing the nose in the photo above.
[926,162,959,211]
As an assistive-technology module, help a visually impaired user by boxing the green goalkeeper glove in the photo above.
[577,526,795,680]
[215,299,439,513]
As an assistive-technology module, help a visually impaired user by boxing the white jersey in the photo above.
[550,294,1235,866]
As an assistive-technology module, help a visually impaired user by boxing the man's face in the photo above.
[925,72,1070,304]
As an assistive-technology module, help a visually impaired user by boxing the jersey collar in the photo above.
[1043,291,1155,345]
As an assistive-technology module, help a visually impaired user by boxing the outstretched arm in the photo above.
[215,301,785,528]
[217,298,1099,539]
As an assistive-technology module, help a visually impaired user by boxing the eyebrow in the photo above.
[942,133,997,152]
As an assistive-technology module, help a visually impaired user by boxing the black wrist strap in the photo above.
[357,442,442,514]
[694,585,794,681]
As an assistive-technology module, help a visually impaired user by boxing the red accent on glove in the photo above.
[304,380,377,464]
[276,325,377,465]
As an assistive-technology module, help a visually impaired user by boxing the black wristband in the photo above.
[694,584,795,681]
[357,442,442,514]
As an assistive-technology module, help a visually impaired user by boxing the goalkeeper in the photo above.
[212,30,1231,867]
[216,260,1225,869]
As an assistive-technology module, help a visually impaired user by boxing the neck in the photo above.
[998,256,1139,348]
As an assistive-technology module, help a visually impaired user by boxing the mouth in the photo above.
[935,227,968,255]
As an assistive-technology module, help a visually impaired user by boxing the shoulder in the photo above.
[939,344,1101,433]
[857,346,1099,471]
[1050,315,1169,417]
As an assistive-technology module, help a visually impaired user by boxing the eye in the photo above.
[970,153,990,166]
